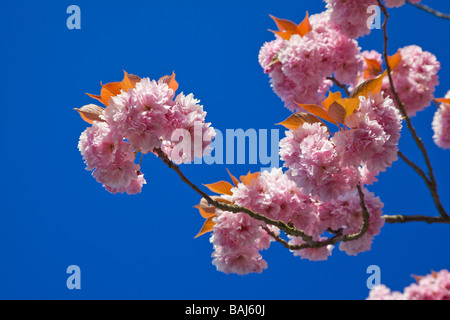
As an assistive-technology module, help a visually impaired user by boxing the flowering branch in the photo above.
[153,147,316,244]
[406,0,450,20]
[377,0,448,219]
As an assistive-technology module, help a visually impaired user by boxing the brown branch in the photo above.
[342,184,371,242]
[406,0,450,19]
[398,150,430,186]
[153,147,315,243]
[327,76,351,96]
[377,0,448,219]
[383,214,450,224]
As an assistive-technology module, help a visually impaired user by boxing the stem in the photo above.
[327,76,351,96]
[406,0,450,19]
[383,214,450,224]
[154,147,315,243]
[377,0,448,219]
[342,184,371,242]
[397,151,430,186]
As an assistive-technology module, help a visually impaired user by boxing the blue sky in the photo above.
[0,0,449,299]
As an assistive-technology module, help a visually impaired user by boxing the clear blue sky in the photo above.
[0,0,449,299]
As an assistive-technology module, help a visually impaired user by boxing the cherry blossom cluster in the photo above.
[209,168,385,275]
[78,76,215,194]
[367,270,450,300]
[325,0,422,39]
[432,91,450,149]
[258,11,363,110]
[279,92,402,201]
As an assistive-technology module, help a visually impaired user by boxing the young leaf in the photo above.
[203,181,234,195]
[158,71,179,93]
[194,217,215,238]
[226,168,240,187]
[296,12,312,37]
[74,104,105,124]
[435,98,450,104]
[337,98,360,117]
[328,101,347,124]
[295,104,337,124]
[100,82,122,106]
[322,91,342,111]
[277,112,327,130]
[387,51,402,71]
[239,172,260,186]
[269,12,311,40]
[121,70,141,91]
[363,58,383,79]
[350,70,387,99]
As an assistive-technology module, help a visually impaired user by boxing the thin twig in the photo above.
[383,214,450,224]
[397,151,430,186]
[327,76,351,96]
[406,0,450,19]
[153,147,315,243]
[342,184,371,242]
[377,0,448,219]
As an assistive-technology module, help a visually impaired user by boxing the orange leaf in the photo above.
[100,82,122,106]
[350,70,387,99]
[328,101,347,124]
[295,103,337,124]
[269,13,311,40]
[194,198,217,219]
[194,217,215,238]
[74,104,106,124]
[363,58,383,79]
[120,70,141,91]
[85,93,103,105]
[226,168,240,187]
[337,98,360,117]
[239,172,260,186]
[277,112,327,130]
[387,51,402,71]
[322,91,343,110]
[296,12,312,37]
[269,14,298,33]
[435,98,450,104]
[158,71,179,93]
[203,181,234,195]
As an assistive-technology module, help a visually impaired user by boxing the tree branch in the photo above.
[406,0,450,19]
[398,150,430,186]
[377,0,448,219]
[327,76,350,96]
[154,147,316,243]
[383,214,450,224]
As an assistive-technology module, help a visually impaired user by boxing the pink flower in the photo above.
[368,270,450,300]
[384,0,421,8]
[226,168,318,234]
[288,235,334,261]
[259,12,362,111]
[382,45,440,116]
[318,188,385,256]
[279,123,360,201]
[210,208,271,275]
[432,91,450,149]
[325,0,378,39]
[104,78,176,153]
[335,93,402,175]
[78,121,143,195]
[162,93,216,164]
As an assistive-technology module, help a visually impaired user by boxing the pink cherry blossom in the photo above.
[325,0,377,39]
[368,270,450,300]
[279,123,360,201]
[432,91,450,149]
[382,45,440,117]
